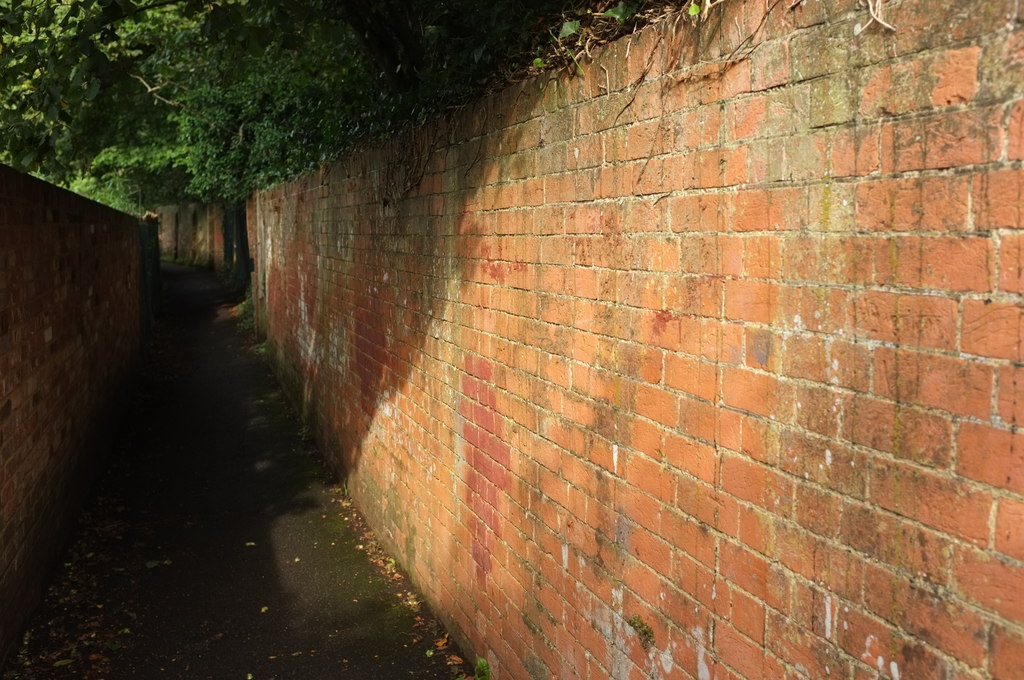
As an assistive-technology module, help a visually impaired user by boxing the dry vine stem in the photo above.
[701,0,728,19]
[863,0,897,31]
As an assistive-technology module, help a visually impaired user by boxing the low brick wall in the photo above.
[0,166,142,665]
[250,2,1024,678]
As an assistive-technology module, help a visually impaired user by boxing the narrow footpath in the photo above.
[3,264,468,680]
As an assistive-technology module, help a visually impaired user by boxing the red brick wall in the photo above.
[249,2,1024,677]
[0,166,141,665]
[156,203,224,266]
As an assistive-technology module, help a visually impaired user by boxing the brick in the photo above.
[721,539,771,601]
[742,234,782,279]
[668,192,725,233]
[779,430,867,497]
[957,423,1024,494]
[839,501,952,583]
[1000,232,1024,293]
[793,482,843,538]
[931,47,981,107]
[843,396,952,468]
[995,497,1024,561]
[668,275,722,318]
[975,168,1024,229]
[721,451,793,515]
[882,108,1002,173]
[678,394,718,443]
[729,95,768,140]
[724,279,777,324]
[730,187,808,232]
[869,457,991,544]
[777,285,852,337]
[954,548,1024,621]
[992,624,1024,680]
[810,76,854,127]
[962,299,1023,361]
[716,620,768,680]
[855,176,969,232]
[830,123,881,177]
[633,383,679,428]
[837,606,947,680]
[722,367,780,418]
[872,235,993,293]
[874,348,993,418]
[766,608,851,680]
[998,363,1024,425]
[665,354,717,401]
[852,290,958,351]
[1011,99,1024,160]
[780,333,827,382]
[865,563,989,665]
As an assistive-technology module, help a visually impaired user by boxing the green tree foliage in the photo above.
[0,0,642,210]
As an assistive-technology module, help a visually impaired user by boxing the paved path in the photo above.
[3,265,464,680]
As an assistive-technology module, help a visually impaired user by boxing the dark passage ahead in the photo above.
[3,264,462,680]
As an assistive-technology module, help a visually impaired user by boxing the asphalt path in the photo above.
[3,264,467,680]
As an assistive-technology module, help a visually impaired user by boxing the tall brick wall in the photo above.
[0,166,141,665]
[249,1,1024,677]
[156,202,224,266]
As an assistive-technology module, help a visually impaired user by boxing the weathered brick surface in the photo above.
[156,203,224,266]
[249,2,1024,678]
[0,166,140,665]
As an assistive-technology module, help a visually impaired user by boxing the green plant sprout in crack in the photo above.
[455,657,491,680]
[627,614,655,650]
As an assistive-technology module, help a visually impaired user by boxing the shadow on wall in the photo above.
[248,45,681,650]
[248,126,456,478]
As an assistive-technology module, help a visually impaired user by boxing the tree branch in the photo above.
[130,73,182,107]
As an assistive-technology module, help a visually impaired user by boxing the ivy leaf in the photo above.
[601,2,637,23]
[689,2,702,16]
[559,20,579,38]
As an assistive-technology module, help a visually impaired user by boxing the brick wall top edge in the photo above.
[0,164,140,223]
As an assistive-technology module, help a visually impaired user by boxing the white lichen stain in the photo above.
[692,627,711,680]
[824,595,833,640]
[890,661,901,680]
[659,644,674,675]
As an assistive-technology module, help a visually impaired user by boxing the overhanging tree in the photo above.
[0,0,643,211]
